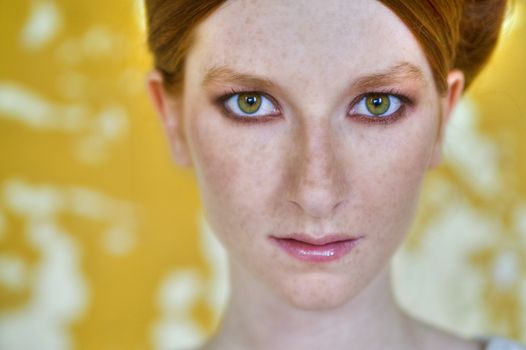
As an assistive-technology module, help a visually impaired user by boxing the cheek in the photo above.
[351,116,438,242]
[186,110,283,240]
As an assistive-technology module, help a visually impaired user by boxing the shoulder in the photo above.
[483,337,526,350]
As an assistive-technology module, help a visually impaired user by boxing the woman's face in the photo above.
[161,0,457,309]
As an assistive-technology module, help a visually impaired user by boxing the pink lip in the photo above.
[270,233,363,263]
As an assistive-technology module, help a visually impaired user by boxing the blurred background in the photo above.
[0,1,525,349]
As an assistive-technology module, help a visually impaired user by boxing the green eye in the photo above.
[237,93,262,114]
[352,93,404,120]
[365,94,390,115]
[223,92,279,119]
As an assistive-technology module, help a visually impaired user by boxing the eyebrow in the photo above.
[352,62,427,91]
[202,65,277,91]
[201,62,427,91]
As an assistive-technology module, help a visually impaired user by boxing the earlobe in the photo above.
[429,69,465,168]
[146,70,192,166]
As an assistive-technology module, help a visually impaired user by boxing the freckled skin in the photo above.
[183,0,440,309]
[149,0,472,348]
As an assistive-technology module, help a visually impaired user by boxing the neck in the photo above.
[207,261,420,350]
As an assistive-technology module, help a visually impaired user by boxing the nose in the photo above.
[286,121,347,218]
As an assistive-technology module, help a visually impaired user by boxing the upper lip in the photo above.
[271,233,362,246]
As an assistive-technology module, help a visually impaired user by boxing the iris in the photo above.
[365,94,390,115]
[237,93,262,114]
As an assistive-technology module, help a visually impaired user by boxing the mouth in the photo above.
[269,233,363,263]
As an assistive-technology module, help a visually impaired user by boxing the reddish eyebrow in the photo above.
[202,62,427,91]
[351,62,427,91]
[202,66,277,91]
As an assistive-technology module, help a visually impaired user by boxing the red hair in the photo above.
[145,0,507,94]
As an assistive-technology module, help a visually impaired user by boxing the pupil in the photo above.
[238,93,262,114]
[372,97,383,106]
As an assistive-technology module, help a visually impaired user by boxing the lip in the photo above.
[270,233,363,263]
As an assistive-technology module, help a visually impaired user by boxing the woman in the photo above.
[145,0,523,349]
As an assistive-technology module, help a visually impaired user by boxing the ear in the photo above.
[146,70,192,166]
[429,69,465,168]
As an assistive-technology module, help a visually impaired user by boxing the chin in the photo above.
[276,272,363,311]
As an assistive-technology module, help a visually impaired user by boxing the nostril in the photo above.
[285,124,347,218]
[288,186,345,218]
[286,159,347,218]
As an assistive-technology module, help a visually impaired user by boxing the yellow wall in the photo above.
[0,1,524,349]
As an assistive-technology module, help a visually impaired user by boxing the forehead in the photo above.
[186,0,433,94]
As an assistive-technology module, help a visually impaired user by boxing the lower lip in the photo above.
[271,237,362,263]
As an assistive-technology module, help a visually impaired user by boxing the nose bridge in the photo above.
[288,118,346,217]
[302,123,335,182]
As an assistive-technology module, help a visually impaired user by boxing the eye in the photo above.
[224,92,279,118]
[352,93,403,118]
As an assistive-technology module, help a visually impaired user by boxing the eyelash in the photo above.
[215,88,280,123]
[214,88,413,125]
[350,88,413,125]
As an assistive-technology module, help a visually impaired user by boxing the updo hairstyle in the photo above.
[145,0,508,95]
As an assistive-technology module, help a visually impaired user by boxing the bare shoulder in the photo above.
[483,337,526,350]
[187,340,215,350]
[175,344,209,350]
[410,319,481,350]
[410,317,526,350]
